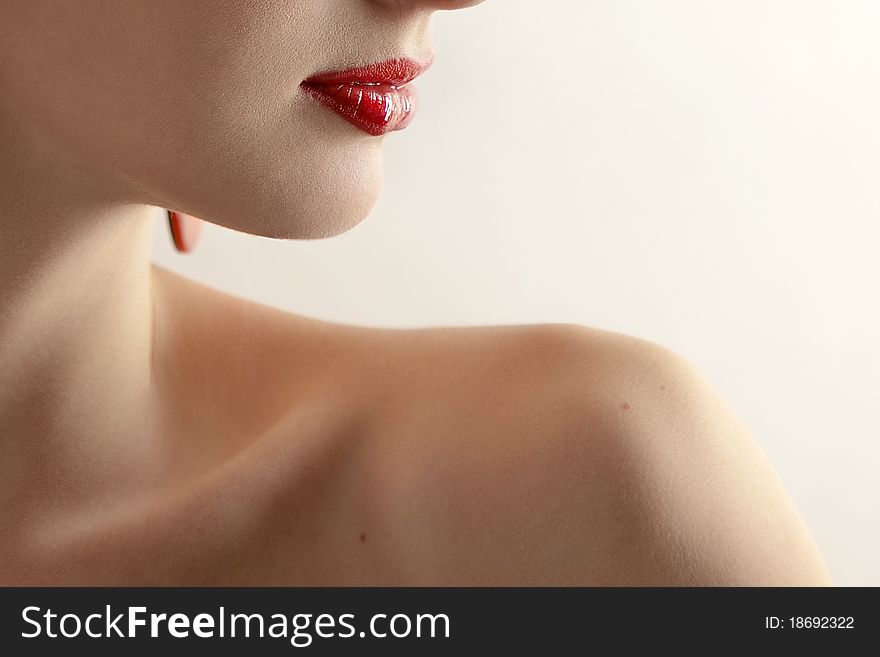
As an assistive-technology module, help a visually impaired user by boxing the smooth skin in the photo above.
[0,1,831,585]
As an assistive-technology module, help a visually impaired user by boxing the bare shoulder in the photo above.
[148,269,831,585]
[359,322,833,586]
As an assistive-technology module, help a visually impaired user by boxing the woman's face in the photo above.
[0,0,482,239]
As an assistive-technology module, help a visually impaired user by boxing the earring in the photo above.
[167,210,203,253]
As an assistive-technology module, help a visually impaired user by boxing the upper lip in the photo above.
[301,55,435,88]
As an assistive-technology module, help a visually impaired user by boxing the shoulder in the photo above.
[368,322,832,585]
[154,271,831,587]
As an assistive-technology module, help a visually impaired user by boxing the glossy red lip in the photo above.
[300,57,433,136]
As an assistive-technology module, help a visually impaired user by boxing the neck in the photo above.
[0,111,161,514]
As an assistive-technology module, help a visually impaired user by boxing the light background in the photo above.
[152,1,880,586]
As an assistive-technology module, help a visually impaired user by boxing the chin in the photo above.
[169,142,385,242]
[269,158,385,240]
[273,175,384,240]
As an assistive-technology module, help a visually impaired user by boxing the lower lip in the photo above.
[300,82,418,136]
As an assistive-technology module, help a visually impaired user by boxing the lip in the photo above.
[300,57,433,136]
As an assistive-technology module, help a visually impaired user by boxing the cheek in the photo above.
[3,0,386,239]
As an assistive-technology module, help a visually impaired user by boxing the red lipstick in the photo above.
[300,57,433,136]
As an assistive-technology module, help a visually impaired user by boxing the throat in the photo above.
[0,205,162,522]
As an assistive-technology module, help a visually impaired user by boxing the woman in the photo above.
[0,1,831,585]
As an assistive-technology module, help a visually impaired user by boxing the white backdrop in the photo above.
[152,1,880,586]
